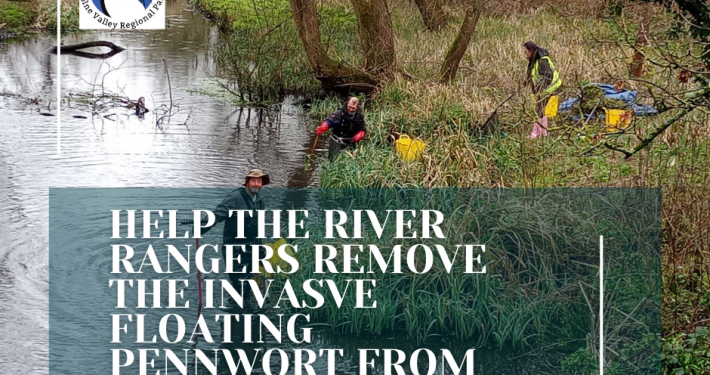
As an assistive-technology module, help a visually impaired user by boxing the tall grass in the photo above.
[272,189,660,373]
[304,5,705,373]
[194,0,701,370]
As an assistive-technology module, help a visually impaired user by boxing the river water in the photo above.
[0,1,538,373]
[0,34,58,373]
[0,0,317,372]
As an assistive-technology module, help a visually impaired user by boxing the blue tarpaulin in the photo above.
[558,83,657,117]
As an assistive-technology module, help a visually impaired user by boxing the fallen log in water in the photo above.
[48,41,126,59]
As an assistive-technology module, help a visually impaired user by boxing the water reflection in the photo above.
[59,0,316,188]
[0,0,317,373]
[0,36,57,98]
[0,34,57,375]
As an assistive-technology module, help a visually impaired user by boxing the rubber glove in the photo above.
[353,130,366,142]
[316,122,330,135]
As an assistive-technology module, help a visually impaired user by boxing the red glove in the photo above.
[353,130,366,142]
[316,122,329,135]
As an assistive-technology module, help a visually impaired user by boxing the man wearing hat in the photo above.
[188,169,270,289]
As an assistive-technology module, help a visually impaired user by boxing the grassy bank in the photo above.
[308,6,651,188]
[0,0,78,38]
[305,12,702,370]
[195,0,705,372]
[305,8,703,371]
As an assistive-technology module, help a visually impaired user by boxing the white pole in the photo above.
[56,0,61,155]
[599,235,604,375]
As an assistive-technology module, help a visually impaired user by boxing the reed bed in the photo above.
[274,189,660,373]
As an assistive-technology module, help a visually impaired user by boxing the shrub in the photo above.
[0,3,32,30]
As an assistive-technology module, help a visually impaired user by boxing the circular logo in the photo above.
[92,0,153,18]
[82,0,164,29]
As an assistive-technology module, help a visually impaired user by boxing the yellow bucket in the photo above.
[545,95,559,118]
[604,108,633,132]
[254,238,293,284]
[531,95,559,118]
[395,135,426,161]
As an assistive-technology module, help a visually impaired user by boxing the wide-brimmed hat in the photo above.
[244,168,270,185]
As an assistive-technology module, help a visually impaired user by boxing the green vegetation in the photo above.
[664,327,710,374]
[0,2,31,31]
[301,10,706,371]
[664,264,710,373]
[274,189,660,373]
[188,0,706,371]
[191,0,360,101]
[574,85,627,117]
[0,0,78,36]
[55,0,80,34]
[192,0,314,101]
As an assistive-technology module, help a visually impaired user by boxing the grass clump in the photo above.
[192,0,362,101]
[0,0,78,35]
[0,2,31,30]
[192,0,340,101]
[45,0,80,34]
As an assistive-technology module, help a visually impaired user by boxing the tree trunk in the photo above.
[351,0,397,75]
[439,0,482,83]
[413,0,448,31]
[630,3,651,78]
[289,0,378,92]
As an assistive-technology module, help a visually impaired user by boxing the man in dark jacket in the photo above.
[316,97,367,161]
[187,169,269,288]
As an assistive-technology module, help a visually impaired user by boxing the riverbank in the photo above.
[190,0,646,187]
[298,8,704,371]
[192,0,708,371]
[0,0,78,39]
[189,0,663,369]
[190,0,355,101]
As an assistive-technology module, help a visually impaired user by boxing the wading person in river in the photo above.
[524,41,562,139]
[316,97,367,161]
[182,169,269,298]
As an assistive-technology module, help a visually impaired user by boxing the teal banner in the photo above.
[49,188,661,374]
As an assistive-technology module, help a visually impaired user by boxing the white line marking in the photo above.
[56,0,61,155]
[600,235,604,374]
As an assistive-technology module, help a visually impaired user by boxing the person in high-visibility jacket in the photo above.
[524,41,562,138]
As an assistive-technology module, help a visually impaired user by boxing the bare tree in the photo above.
[351,0,398,75]
[439,0,482,83]
[599,0,710,158]
[413,0,448,31]
[629,3,651,77]
[289,0,378,92]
